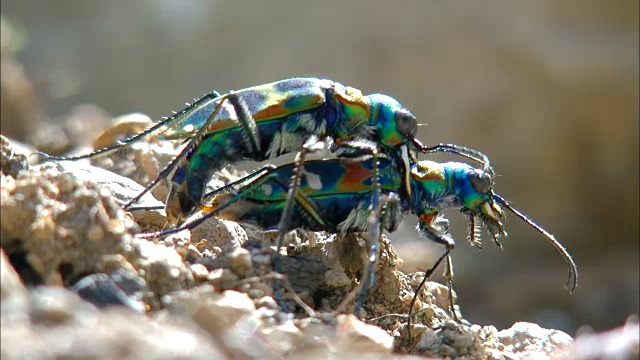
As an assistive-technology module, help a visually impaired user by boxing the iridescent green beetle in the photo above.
[140,156,577,320]
[42,78,489,224]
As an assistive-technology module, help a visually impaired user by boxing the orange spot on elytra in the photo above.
[253,103,286,120]
[339,162,371,190]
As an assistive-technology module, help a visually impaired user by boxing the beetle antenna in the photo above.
[492,193,578,292]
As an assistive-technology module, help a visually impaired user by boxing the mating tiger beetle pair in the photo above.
[41,77,578,328]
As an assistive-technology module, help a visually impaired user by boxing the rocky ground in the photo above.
[2,122,614,360]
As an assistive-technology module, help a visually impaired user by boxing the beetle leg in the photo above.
[443,254,462,322]
[331,139,414,315]
[320,137,386,316]
[354,193,403,318]
[37,90,222,162]
[135,166,278,238]
[226,91,261,157]
[271,135,331,310]
[273,135,331,253]
[333,138,377,160]
[123,95,229,215]
[201,164,277,202]
[407,220,456,343]
[352,143,381,316]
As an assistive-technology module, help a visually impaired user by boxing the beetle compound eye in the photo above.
[470,169,492,194]
[396,109,418,138]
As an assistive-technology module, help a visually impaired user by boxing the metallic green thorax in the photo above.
[410,160,492,215]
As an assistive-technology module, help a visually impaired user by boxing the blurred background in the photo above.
[1,0,637,336]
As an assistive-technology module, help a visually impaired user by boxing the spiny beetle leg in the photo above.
[129,166,277,231]
[127,90,256,218]
[122,92,231,211]
[201,165,278,203]
[272,135,332,311]
[407,222,455,343]
[269,136,388,314]
[225,90,261,157]
[36,90,222,162]
[164,89,268,225]
[288,137,393,315]
[354,145,381,316]
[433,214,461,321]
[136,165,286,238]
[443,254,464,323]
[354,194,403,318]
[333,139,379,160]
